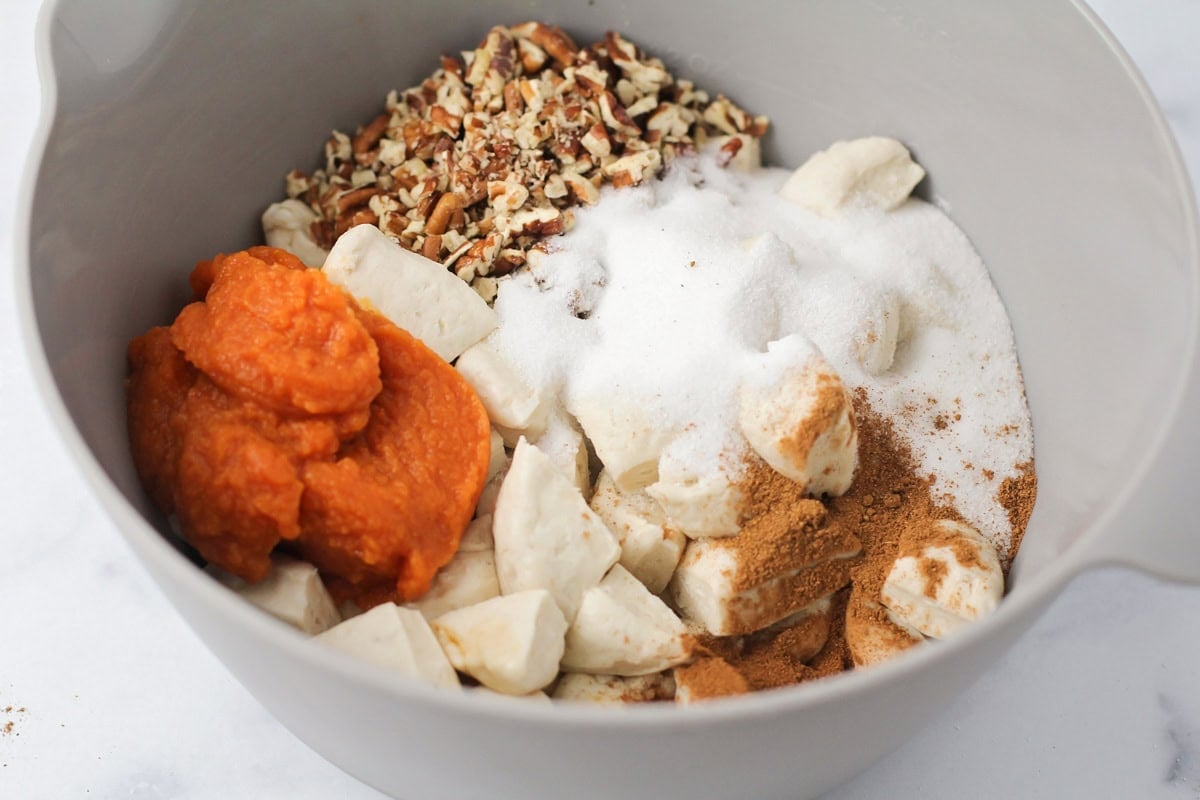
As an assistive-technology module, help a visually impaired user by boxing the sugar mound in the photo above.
[488,151,1033,549]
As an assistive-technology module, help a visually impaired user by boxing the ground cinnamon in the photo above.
[699,389,1037,689]
[674,657,750,700]
[999,461,1037,566]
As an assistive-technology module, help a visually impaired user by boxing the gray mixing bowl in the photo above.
[16,1,1200,797]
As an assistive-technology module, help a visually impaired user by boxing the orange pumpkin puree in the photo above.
[126,246,491,606]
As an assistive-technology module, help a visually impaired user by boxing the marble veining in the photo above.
[1,1,1198,798]
[1160,693,1199,789]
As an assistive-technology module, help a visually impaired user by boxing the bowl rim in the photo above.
[13,0,1200,728]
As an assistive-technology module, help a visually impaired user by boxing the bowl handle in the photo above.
[1083,358,1200,584]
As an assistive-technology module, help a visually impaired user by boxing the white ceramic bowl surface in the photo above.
[16,1,1200,798]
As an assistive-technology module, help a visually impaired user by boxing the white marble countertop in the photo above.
[2,2,1199,798]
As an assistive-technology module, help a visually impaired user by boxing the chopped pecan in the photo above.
[422,233,443,260]
[336,207,379,236]
[440,53,463,77]
[544,173,568,200]
[716,135,743,167]
[515,22,579,67]
[573,62,610,95]
[430,105,463,136]
[488,179,530,212]
[282,22,766,299]
[562,170,599,205]
[285,170,311,199]
[581,123,612,158]
[336,186,380,214]
[509,206,564,236]
[503,81,524,114]
[310,219,335,249]
[602,149,662,185]
[517,38,548,72]
[599,91,640,138]
[353,113,390,155]
[425,192,462,235]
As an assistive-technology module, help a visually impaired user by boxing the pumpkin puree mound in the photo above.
[127,246,491,606]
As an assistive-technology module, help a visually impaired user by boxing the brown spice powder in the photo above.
[724,464,861,592]
[618,680,676,703]
[674,657,750,700]
[999,461,1037,566]
[833,390,958,605]
[697,605,833,690]
[705,391,992,685]
[720,556,856,636]
[670,393,1034,694]
[918,556,949,599]
[843,586,923,667]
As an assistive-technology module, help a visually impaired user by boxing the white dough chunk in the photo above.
[207,555,340,635]
[568,394,676,492]
[261,199,329,267]
[459,514,495,552]
[738,335,858,497]
[323,224,497,361]
[562,565,692,676]
[779,136,926,217]
[552,672,676,704]
[432,590,567,695]
[407,550,500,621]
[486,428,507,481]
[455,342,548,439]
[852,289,901,376]
[493,438,621,620]
[315,603,459,689]
[669,520,861,636]
[645,456,746,539]
[531,411,592,497]
[880,520,1004,639]
[475,459,509,518]
[590,471,686,593]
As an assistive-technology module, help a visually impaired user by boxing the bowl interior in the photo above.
[25,0,1197,602]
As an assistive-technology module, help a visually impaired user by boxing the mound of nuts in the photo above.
[284,23,768,300]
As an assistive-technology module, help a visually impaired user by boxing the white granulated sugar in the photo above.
[488,150,1033,551]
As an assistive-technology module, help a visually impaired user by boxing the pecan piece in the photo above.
[285,170,311,199]
[353,113,390,155]
[602,149,662,185]
[517,38,548,72]
[335,206,379,236]
[581,123,612,159]
[310,219,335,250]
[422,233,444,260]
[509,206,565,237]
[440,53,463,77]
[430,105,463,137]
[488,180,531,212]
[503,81,524,114]
[562,170,599,205]
[425,192,462,235]
[515,22,579,67]
[599,91,640,137]
[336,186,380,214]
